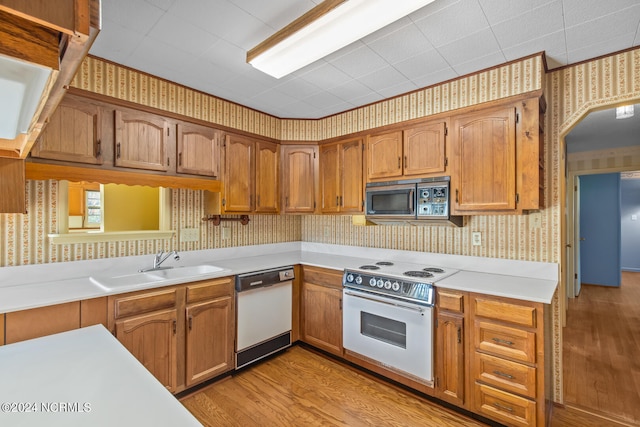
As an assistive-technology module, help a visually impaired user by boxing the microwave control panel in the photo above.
[417,185,449,217]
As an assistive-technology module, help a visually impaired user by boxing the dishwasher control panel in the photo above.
[236,266,295,292]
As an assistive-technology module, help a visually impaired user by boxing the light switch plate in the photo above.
[180,227,199,242]
[472,232,482,246]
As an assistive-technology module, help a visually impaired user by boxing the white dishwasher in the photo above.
[235,266,294,369]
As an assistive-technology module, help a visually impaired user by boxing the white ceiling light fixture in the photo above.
[247,0,436,79]
[616,105,634,119]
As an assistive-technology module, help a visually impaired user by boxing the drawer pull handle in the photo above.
[494,402,514,413]
[492,337,515,346]
[493,370,515,379]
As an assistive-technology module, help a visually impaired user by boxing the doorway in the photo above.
[563,104,640,424]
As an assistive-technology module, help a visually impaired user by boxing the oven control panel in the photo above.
[416,184,449,218]
[343,271,434,306]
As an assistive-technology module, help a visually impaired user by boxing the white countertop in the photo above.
[0,242,559,313]
[0,325,201,427]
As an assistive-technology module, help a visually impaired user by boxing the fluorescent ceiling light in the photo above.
[616,105,634,119]
[247,0,436,79]
[0,53,52,140]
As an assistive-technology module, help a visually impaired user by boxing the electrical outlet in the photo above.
[180,227,199,242]
[472,232,482,246]
[221,226,231,240]
[530,212,542,228]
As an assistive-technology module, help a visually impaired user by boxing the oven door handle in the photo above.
[344,290,426,314]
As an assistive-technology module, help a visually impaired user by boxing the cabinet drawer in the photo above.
[114,288,178,319]
[474,297,536,328]
[303,266,342,289]
[474,383,536,427]
[475,320,535,363]
[186,278,232,304]
[474,352,536,398]
[438,290,464,313]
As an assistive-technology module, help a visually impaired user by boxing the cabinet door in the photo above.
[436,311,465,407]
[115,109,169,172]
[255,140,279,213]
[340,139,364,213]
[115,308,178,392]
[302,281,342,356]
[366,130,402,180]
[185,296,234,387]
[177,122,220,177]
[319,143,340,213]
[282,145,317,213]
[452,107,516,212]
[32,97,102,164]
[403,121,446,177]
[224,134,254,212]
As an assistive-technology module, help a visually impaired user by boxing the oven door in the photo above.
[343,288,433,383]
[365,183,416,220]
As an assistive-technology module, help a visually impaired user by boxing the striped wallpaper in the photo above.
[2,48,640,404]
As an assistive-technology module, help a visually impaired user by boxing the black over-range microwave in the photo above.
[365,177,464,226]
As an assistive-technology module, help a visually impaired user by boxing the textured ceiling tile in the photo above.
[366,23,433,64]
[478,0,558,25]
[103,0,165,34]
[358,66,411,90]
[437,28,503,66]
[393,49,451,80]
[563,0,640,27]
[89,19,145,63]
[147,13,219,57]
[501,30,566,63]
[413,0,489,47]
[327,44,389,79]
[565,8,640,52]
[491,2,565,50]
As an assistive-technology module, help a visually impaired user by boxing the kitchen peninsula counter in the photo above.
[0,242,558,314]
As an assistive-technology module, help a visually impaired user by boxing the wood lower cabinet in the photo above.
[282,145,317,213]
[435,289,467,407]
[319,138,363,213]
[470,293,546,427]
[115,308,178,392]
[108,278,234,394]
[0,314,4,345]
[301,266,342,356]
[5,301,81,344]
[115,108,170,172]
[31,95,103,165]
[184,278,234,387]
[176,122,221,177]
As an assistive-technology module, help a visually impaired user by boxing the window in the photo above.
[85,189,102,227]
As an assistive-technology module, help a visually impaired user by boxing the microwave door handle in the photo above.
[409,189,415,214]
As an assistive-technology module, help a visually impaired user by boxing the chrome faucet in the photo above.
[140,250,180,272]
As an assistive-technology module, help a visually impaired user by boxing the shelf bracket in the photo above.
[202,214,250,226]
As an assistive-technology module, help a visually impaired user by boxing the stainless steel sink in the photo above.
[90,265,227,291]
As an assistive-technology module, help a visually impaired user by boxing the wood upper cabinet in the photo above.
[366,130,402,180]
[320,138,363,213]
[403,121,447,176]
[451,106,516,212]
[255,140,279,213]
[301,267,343,356]
[450,96,544,214]
[0,158,25,213]
[435,289,467,408]
[176,122,220,177]
[282,145,317,213]
[115,109,170,172]
[115,308,178,392]
[185,278,234,387]
[223,134,254,212]
[366,121,447,182]
[31,95,103,165]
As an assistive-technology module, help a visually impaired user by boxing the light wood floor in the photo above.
[562,272,640,425]
[181,346,487,427]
